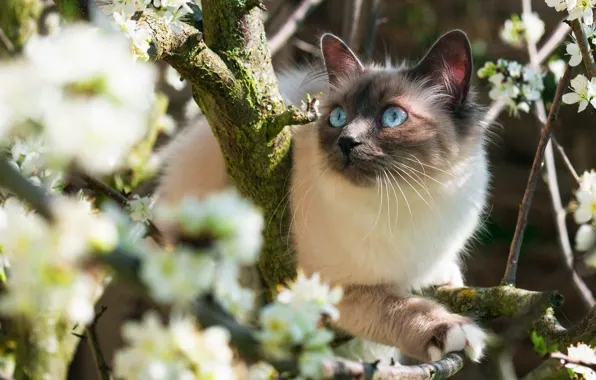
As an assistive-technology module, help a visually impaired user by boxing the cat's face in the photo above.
[315,31,484,187]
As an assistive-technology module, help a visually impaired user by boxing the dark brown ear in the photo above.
[412,30,473,106]
[320,33,364,86]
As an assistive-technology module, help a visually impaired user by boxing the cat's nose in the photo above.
[337,136,362,157]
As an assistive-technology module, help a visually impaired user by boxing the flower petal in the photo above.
[563,92,581,104]
[571,74,589,91]
[575,206,593,224]
[576,224,596,251]
[569,54,583,67]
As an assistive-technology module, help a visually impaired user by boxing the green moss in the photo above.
[0,0,42,57]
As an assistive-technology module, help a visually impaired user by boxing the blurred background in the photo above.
[147,0,594,378]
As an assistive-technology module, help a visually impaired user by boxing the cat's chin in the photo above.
[330,162,377,187]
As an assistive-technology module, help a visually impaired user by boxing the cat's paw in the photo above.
[425,316,487,362]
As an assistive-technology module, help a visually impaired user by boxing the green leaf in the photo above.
[531,330,547,356]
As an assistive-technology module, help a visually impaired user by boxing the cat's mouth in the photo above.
[329,155,377,186]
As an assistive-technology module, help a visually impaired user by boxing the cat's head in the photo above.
[314,30,486,187]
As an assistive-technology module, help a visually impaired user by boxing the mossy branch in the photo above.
[265,105,317,139]
[0,0,43,57]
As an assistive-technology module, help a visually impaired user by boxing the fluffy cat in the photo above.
[155,30,490,363]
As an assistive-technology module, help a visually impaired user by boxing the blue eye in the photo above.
[380,106,408,128]
[329,106,347,128]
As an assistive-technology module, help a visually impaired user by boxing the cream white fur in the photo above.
[428,322,487,362]
[290,122,488,289]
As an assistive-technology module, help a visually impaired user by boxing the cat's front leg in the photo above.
[336,284,486,363]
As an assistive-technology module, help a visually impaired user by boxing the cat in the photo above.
[155,30,490,364]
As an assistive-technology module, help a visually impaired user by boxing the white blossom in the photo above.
[576,223,596,251]
[299,350,334,379]
[522,12,545,42]
[501,13,545,46]
[139,247,216,305]
[44,12,62,35]
[546,0,569,12]
[246,362,276,380]
[566,343,596,379]
[277,271,343,321]
[128,195,153,224]
[0,196,117,324]
[166,65,186,91]
[548,59,567,81]
[478,59,543,115]
[157,113,178,135]
[567,42,583,66]
[568,0,595,25]
[500,16,525,47]
[546,0,595,25]
[574,188,596,224]
[0,23,157,176]
[213,260,256,323]
[258,272,340,378]
[114,311,235,380]
[112,11,153,61]
[563,74,596,112]
[155,190,264,265]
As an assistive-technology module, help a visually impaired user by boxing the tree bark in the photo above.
[147,1,301,297]
[0,0,43,57]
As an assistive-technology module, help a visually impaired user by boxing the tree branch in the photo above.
[265,105,317,140]
[142,10,202,62]
[0,154,54,221]
[522,359,569,380]
[425,286,562,320]
[72,171,164,245]
[85,306,110,380]
[551,135,580,184]
[520,0,596,309]
[535,21,571,65]
[267,0,325,55]
[502,64,572,286]
[570,19,596,78]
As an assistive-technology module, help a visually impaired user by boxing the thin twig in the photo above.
[344,0,363,48]
[267,0,325,55]
[520,0,596,308]
[521,359,567,380]
[292,38,321,56]
[535,20,571,65]
[551,135,580,183]
[0,154,54,221]
[362,0,381,59]
[502,64,572,286]
[85,306,110,380]
[74,172,164,245]
[570,19,596,78]
[76,172,129,207]
[0,27,15,54]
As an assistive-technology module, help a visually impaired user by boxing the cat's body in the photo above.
[155,31,490,364]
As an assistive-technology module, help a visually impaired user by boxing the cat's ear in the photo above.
[412,30,473,105]
[320,33,364,86]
